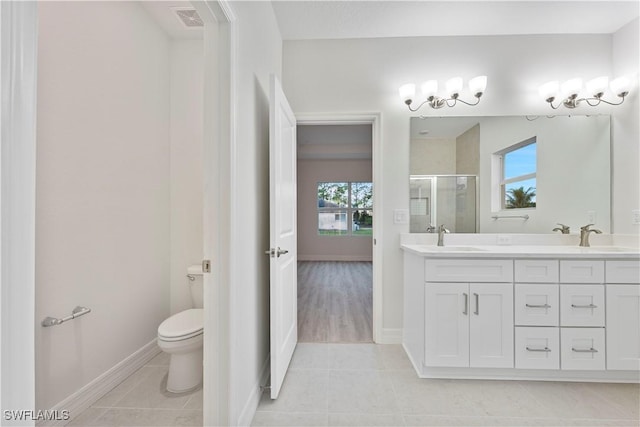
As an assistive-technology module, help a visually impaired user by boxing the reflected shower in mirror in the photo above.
[410,115,610,234]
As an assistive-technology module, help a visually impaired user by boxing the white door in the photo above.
[606,284,640,370]
[268,75,298,399]
[424,283,469,367]
[469,283,514,368]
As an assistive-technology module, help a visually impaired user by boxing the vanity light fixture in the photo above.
[399,76,487,111]
[539,76,631,109]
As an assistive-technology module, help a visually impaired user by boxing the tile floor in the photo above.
[252,343,640,427]
[67,350,202,426]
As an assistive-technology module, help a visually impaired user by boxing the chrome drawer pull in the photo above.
[526,347,551,352]
[525,304,551,308]
[572,347,598,353]
[571,304,598,309]
[463,293,468,315]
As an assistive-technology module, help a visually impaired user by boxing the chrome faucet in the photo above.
[426,224,436,233]
[552,223,570,234]
[437,224,450,246]
[579,224,602,247]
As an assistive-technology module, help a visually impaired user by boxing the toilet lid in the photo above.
[158,308,203,340]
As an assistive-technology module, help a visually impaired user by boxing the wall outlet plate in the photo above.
[394,209,409,224]
[587,210,597,224]
[633,210,640,225]
[496,234,512,245]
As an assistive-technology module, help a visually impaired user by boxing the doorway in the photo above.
[296,123,374,343]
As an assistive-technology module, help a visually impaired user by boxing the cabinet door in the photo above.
[606,284,640,371]
[425,283,469,367]
[469,283,514,368]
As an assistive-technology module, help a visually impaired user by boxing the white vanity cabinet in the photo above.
[424,259,514,369]
[606,261,640,371]
[402,249,640,383]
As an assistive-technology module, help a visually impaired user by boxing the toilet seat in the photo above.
[158,308,203,342]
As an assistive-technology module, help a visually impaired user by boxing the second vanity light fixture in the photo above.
[539,76,631,109]
[399,76,487,111]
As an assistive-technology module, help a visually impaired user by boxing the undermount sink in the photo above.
[416,245,487,252]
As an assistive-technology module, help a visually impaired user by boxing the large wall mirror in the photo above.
[410,115,611,234]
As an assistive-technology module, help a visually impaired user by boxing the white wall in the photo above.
[298,159,373,261]
[283,32,638,333]
[170,40,203,314]
[612,18,640,234]
[228,2,283,424]
[35,2,170,410]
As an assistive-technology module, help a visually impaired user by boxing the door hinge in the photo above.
[202,260,211,273]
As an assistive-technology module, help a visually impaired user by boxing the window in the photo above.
[317,182,372,236]
[496,137,537,209]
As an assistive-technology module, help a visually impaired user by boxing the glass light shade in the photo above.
[421,80,438,98]
[560,78,583,98]
[445,77,463,96]
[538,81,559,100]
[610,76,631,96]
[399,83,416,103]
[468,75,487,95]
[586,76,608,97]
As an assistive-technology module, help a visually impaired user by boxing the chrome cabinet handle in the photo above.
[571,304,598,309]
[463,293,468,315]
[473,293,479,315]
[526,347,551,352]
[526,304,551,308]
[572,347,598,353]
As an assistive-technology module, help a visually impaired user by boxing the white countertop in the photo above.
[401,243,640,259]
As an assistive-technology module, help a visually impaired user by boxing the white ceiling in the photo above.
[271,1,640,40]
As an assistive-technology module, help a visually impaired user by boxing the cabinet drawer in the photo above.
[606,261,640,284]
[560,285,605,327]
[425,259,513,283]
[561,328,605,370]
[560,260,604,283]
[515,260,559,283]
[515,327,560,369]
[515,284,559,326]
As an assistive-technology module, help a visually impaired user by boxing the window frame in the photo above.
[494,137,537,211]
[317,181,373,236]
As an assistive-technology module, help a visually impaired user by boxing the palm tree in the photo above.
[505,186,536,209]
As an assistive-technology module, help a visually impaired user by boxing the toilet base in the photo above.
[167,349,203,393]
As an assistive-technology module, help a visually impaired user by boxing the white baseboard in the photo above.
[298,254,373,262]
[236,355,270,427]
[39,340,161,427]
[377,328,402,344]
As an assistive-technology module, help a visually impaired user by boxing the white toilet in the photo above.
[157,265,204,393]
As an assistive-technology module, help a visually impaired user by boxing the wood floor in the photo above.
[297,261,373,343]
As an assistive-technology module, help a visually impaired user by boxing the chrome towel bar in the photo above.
[491,214,530,220]
[41,306,91,327]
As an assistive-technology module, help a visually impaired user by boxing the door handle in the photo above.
[526,304,551,309]
[473,293,479,315]
[572,347,598,353]
[463,293,468,315]
[571,304,598,309]
[526,347,551,352]
[264,247,289,258]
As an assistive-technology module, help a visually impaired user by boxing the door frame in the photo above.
[295,113,384,343]
[192,1,236,425]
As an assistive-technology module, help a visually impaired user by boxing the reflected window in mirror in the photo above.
[495,137,537,210]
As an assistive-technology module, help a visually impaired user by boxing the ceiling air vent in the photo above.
[173,8,203,28]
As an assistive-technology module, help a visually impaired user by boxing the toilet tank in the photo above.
[187,264,204,309]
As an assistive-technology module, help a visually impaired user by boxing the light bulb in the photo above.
[610,76,631,97]
[421,80,438,99]
[586,76,608,97]
[445,77,463,97]
[468,75,487,97]
[399,83,416,104]
[560,78,583,99]
[538,81,559,102]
